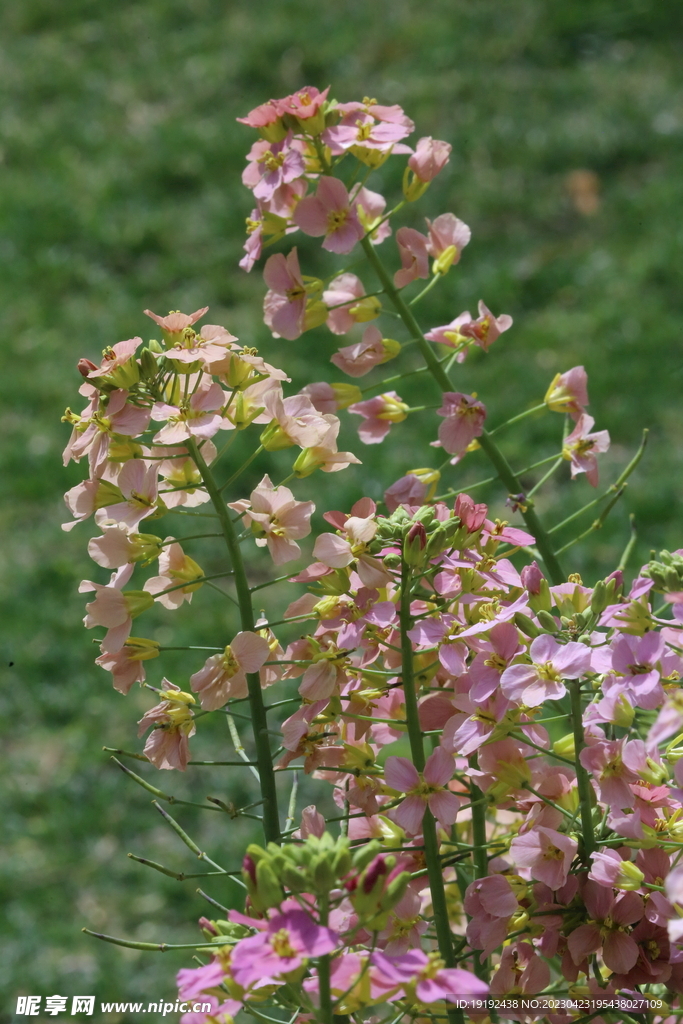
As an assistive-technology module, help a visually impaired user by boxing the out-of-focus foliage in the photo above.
[1,0,682,1017]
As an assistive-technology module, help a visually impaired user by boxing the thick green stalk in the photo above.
[400,563,465,1024]
[318,895,333,1024]
[361,235,566,584]
[188,439,281,845]
[570,680,596,861]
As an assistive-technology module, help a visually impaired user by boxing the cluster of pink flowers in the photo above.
[61,86,683,1024]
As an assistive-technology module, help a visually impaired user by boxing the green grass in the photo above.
[2,0,683,1017]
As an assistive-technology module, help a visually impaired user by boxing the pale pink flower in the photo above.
[589,849,644,890]
[312,509,391,588]
[242,134,305,202]
[95,637,160,695]
[236,99,286,137]
[331,325,390,377]
[384,472,428,513]
[144,307,209,337]
[294,177,364,254]
[408,137,452,182]
[459,301,513,351]
[94,459,159,530]
[137,681,196,771]
[425,312,477,360]
[545,366,589,420]
[86,337,143,383]
[262,248,307,340]
[369,949,488,1004]
[260,390,331,450]
[323,274,380,335]
[579,738,643,809]
[436,392,487,455]
[393,227,430,288]
[229,474,314,565]
[562,413,611,487]
[348,391,409,444]
[79,564,153,654]
[425,213,471,273]
[464,875,519,958]
[509,826,578,889]
[144,540,204,609]
[292,414,361,477]
[65,389,151,474]
[165,323,239,367]
[291,804,326,841]
[490,941,550,996]
[353,185,392,244]
[323,112,413,156]
[335,100,414,131]
[384,747,460,834]
[62,472,124,532]
[500,634,591,707]
[88,524,161,569]
[151,374,227,444]
[190,632,271,710]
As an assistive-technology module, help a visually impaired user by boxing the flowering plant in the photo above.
[61,85,683,1024]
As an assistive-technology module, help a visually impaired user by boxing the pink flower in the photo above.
[151,374,227,444]
[323,112,413,157]
[545,366,589,420]
[279,86,329,122]
[79,564,153,653]
[294,177,364,254]
[229,474,314,564]
[242,134,305,202]
[230,910,339,988]
[62,473,124,532]
[384,747,460,834]
[137,681,196,771]
[260,390,331,451]
[155,440,216,509]
[384,472,428,513]
[88,524,161,569]
[190,631,271,710]
[579,738,642,809]
[510,826,578,889]
[312,507,390,589]
[331,325,392,377]
[86,337,143,385]
[461,301,513,351]
[95,637,160,695]
[144,307,209,338]
[567,882,643,973]
[236,99,286,141]
[262,248,307,340]
[323,273,380,335]
[144,540,204,609]
[94,459,159,531]
[393,227,430,288]
[425,213,471,273]
[436,392,487,455]
[348,391,409,444]
[291,414,361,477]
[65,389,151,474]
[165,323,239,367]
[464,875,519,958]
[353,186,392,244]
[500,634,591,706]
[370,949,489,1004]
[562,413,611,487]
[490,941,550,996]
[408,137,452,182]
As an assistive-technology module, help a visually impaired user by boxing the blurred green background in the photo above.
[2,0,683,1018]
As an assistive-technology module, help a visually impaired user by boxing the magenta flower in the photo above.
[510,826,578,890]
[348,391,409,444]
[408,137,452,182]
[393,227,429,288]
[436,392,487,455]
[262,248,307,340]
[562,413,611,486]
[370,949,489,1004]
[384,747,459,834]
[500,634,591,706]
[230,910,339,989]
[294,178,364,254]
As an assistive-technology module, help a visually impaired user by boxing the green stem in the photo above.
[618,514,638,571]
[570,681,596,861]
[399,561,464,1024]
[362,235,565,584]
[188,438,281,845]
[526,457,564,499]
[318,894,333,1024]
[554,485,627,556]
[488,402,547,436]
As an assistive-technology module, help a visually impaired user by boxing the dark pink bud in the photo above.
[606,569,624,589]
[78,358,98,377]
[242,854,257,885]
[407,522,427,549]
[363,854,389,894]
[521,561,545,595]
[198,916,218,936]
[455,493,488,532]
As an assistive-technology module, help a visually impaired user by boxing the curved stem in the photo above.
[188,438,281,845]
